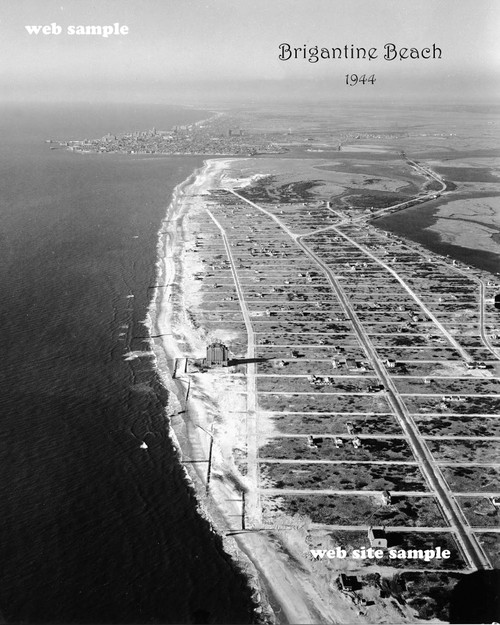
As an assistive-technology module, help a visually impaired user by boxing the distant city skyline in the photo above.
[1,0,499,103]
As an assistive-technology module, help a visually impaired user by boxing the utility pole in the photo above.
[194,423,214,495]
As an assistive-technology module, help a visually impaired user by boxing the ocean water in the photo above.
[0,104,253,624]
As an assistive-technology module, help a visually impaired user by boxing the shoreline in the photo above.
[145,155,500,625]
[145,159,424,625]
[146,160,277,623]
[146,159,356,624]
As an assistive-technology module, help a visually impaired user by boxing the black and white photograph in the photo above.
[1,1,499,623]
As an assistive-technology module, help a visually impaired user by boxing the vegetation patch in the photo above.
[262,494,447,527]
[260,462,428,491]
[477,533,500,568]
[268,413,401,436]
[441,466,500,492]
[457,497,499,527]
[259,436,413,462]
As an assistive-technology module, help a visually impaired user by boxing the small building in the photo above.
[381,490,392,506]
[338,573,357,592]
[206,342,229,367]
[332,357,346,369]
[495,294,500,310]
[308,436,323,448]
[385,358,397,368]
[368,527,388,549]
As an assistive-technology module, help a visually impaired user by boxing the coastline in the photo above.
[146,160,275,622]
[146,160,333,624]
[145,159,417,625]
[145,154,500,625]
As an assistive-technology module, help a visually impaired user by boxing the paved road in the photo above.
[205,208,261,524]
[227,188,492,571]
[479,280,500,358]
[322,225,472,363]
[353,174,500,363]
[327,160,500,364]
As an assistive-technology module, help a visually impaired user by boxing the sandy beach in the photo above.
[144,159,430,624]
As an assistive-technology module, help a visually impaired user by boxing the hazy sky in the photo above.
[1,0,499,103]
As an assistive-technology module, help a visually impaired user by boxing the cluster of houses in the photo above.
[307,435,362,449]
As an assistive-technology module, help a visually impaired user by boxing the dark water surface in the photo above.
[0,104,253,623]
[374,199,500,276]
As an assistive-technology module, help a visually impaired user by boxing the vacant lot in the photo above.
[415,415,500,437]
[477,533,500,568]
[394,378,500,395]
[428,440,500,464]
[441,466,500,492]
[260,462,428,491]
[457,497,499,527]
[258,392,390,413]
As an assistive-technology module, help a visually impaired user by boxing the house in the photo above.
[332,358,347,369]
[352,436,362,449]
[381,490,392,506]
[368,527,387,548]
[308,436,323,448]
[338,573,358,592]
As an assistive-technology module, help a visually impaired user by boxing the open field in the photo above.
[260,462,428,491]
[262,493,447,527]
[259,436,413,462]
[267,413,402,436]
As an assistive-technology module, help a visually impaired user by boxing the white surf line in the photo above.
[205,207,261,525]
